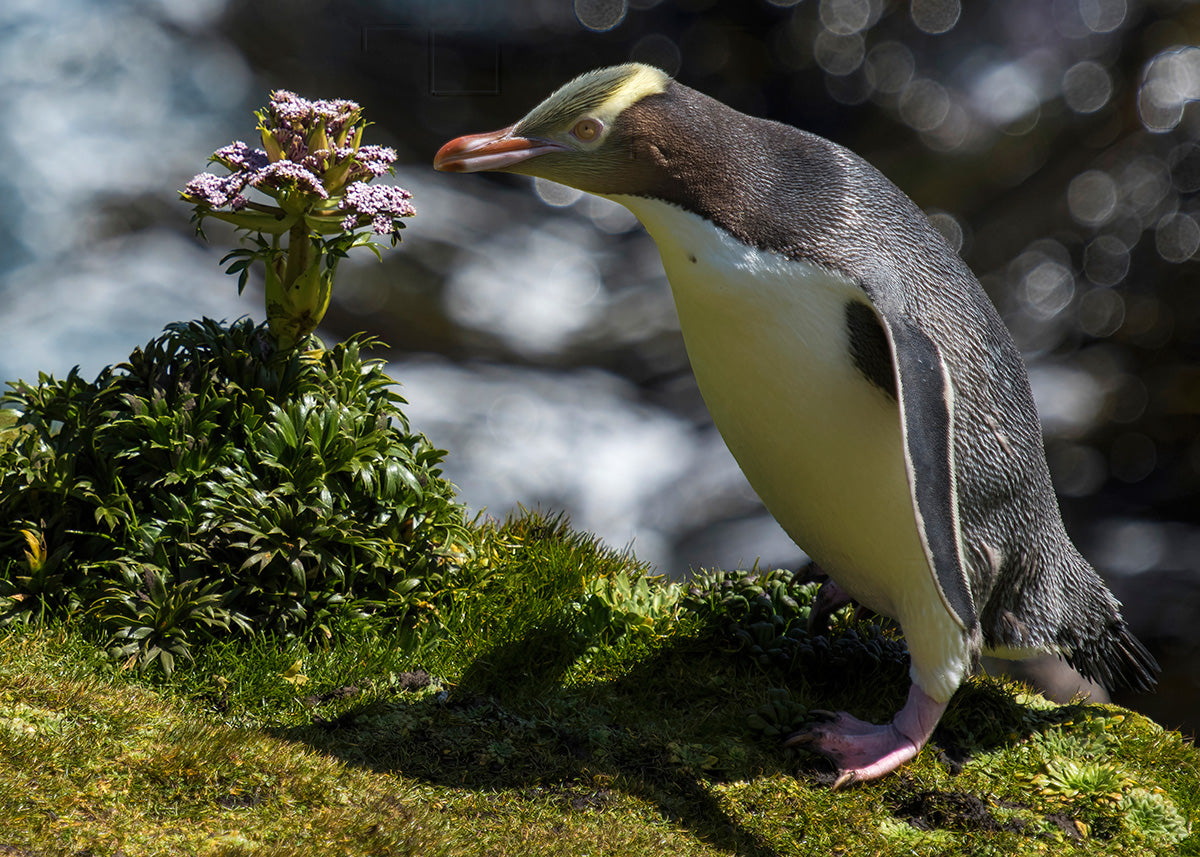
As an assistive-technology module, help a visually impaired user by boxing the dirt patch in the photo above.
[1040,810,1085,841]
[216,786,269,810]
[0,846,43,857]
[303,685,361,708]
[567,788,615,812]
[887,787,1026,834]
[395,670,432,692]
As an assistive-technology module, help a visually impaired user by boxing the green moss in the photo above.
[0,514,1197,856]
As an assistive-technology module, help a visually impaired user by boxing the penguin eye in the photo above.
[571,118,602,142]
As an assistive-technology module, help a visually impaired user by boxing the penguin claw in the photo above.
[832,771,859,791]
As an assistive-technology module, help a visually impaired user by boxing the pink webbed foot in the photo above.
[785,684,947,788]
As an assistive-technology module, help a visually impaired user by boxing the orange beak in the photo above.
[433,126,567,173]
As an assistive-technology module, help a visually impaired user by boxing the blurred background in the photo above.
[0,0,1196,734]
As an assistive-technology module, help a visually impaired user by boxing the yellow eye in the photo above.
[572,118,602,141]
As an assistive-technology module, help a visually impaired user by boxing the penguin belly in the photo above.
[614,196,970,702]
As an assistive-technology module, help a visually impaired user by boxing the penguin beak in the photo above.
[433,126,568,173]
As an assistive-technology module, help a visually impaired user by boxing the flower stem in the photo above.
[284,221,309,292]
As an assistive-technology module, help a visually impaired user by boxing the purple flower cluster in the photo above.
[182,89,417,348]
[183,172,248,209]
[185,157,328,208]
[260,90,378,174]
[338,181,416,233]
[183,89,412,244]
[267,90,360,138]
[214,141,269,172]
[256,160,329,198]
[353,145,397,178]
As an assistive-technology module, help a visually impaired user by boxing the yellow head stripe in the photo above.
[514,63,671,136]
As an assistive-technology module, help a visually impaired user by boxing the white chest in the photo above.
[610,196,932,619]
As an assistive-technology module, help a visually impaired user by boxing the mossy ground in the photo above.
[0,514,1196,856]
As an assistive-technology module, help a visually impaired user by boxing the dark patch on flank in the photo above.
[844,300,895,398]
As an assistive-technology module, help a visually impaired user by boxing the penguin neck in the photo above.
[617,84,856,267]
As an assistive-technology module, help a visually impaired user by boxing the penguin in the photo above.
[433,63,1158,786]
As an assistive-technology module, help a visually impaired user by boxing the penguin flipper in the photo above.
[881,314,978,633]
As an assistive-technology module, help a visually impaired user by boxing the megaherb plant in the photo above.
[182,89,416,349]
[0,92,468,673]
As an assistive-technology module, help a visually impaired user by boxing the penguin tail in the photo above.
[1053,550,1160,694]
[1062,616,1159,694]
[984,546,1159,694]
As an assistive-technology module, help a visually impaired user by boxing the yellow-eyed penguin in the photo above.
[433,64,1158,786]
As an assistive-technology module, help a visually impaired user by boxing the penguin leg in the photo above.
[807,579,853,635]
[785,683,945,788]
[807,580,881,635]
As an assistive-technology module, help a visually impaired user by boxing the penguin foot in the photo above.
[785,684,946,787]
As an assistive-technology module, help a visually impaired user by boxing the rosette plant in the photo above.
[183,91,416,348]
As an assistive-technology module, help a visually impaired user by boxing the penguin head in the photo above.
[433,63,673,194]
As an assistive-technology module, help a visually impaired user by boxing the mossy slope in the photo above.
[0,515,1196,856]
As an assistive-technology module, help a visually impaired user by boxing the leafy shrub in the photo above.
[0,318,469,672]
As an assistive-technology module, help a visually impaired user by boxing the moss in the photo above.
[0,514,1197,856]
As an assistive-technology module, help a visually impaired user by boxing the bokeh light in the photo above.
[1155,211,1200,263]
[533,177,584,208]
[1119,156,1173,226]
[1062,59,1112,113]
[631,32,683,76]
[863,41,915,94]
[818,0,879,35]
[926,210,964,252]
[1082,235,1130,286]
[1138,46,1200,133]
[910,0,961,35]
[971,61,1041,133]
[1078,0,1127,33]
[582,195,639,234]
[898,78,950,130]
[1068,170,1119,227]
[1077,287,1125,337]
[1096,519,1167,575]
[814,30,865,76]
[1023,259,1076,320]
[574,0,627,32]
